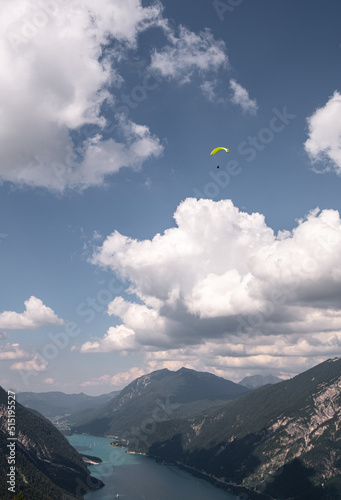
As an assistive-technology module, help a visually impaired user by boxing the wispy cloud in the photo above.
[150,25,228,84]
[304,91,341,174]
[200,80,219,102]
[229,79,258,114]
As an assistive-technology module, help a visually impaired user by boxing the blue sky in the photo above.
[1,0,341,395]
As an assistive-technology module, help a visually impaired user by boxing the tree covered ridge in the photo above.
[114,359,341,500]
[0,386,103,499]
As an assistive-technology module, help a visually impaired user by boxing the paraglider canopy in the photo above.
[210,147,229,156]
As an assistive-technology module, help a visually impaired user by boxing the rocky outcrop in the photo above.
[244,377,341,490]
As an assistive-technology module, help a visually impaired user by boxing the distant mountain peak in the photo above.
[239,374,282,389]
[328,356,341,362]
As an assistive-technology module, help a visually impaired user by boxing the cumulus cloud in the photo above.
[89,198,341,377]
[229,79,258,114]
[66,119,163,190]
[0,296,65,330]
[11,354,48,372]
[108,297,169,346]
[0,343,29,360]
[0,1,232,191]
[80,324,136,353]
[145,348,201,373]
[0,0,164,191]
[150,25,228,84]
[304,91,341,174]
[81,367,146,388]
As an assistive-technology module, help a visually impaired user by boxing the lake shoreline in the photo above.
[107,438,265,499]
[69,433,241,499]
[150,456,266,500]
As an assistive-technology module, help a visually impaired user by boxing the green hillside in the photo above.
[70,367,250,436]
[17,390,118,419]
[0,386,103,499]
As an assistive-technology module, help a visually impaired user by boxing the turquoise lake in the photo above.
[67,434,238,500]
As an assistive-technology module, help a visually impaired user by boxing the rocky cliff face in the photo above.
[141,358,341,499]
[245,374,341,490]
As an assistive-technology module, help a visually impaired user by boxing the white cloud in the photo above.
[150,25,228,84]
[90,198,341,377]
[304,91,341,174]
[229,79,258,114]
[44,377,55,385]
[145,349,200,373]
[92,198,274,322]
[0,0,165,191]
[200,80,219,102]
[11,354,48,372]
[68,119,163,190]
[110,366,146,386]
[81,367,146,388]
[0,296,65,330]
[80,324,136,353]
[0,343,29,360]
[144,333,339,382]
[187,270,261,318]
[108,297,169,346]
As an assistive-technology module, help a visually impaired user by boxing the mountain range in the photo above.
[17,390,118,419]
[133,358,341,499]
[69,367,250,436]
[17,372,279,427]
[66,359,341,500]
[5,359,341,499]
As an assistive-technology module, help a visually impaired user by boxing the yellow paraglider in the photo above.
[210,147,229,168]
[210,147,229,156]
